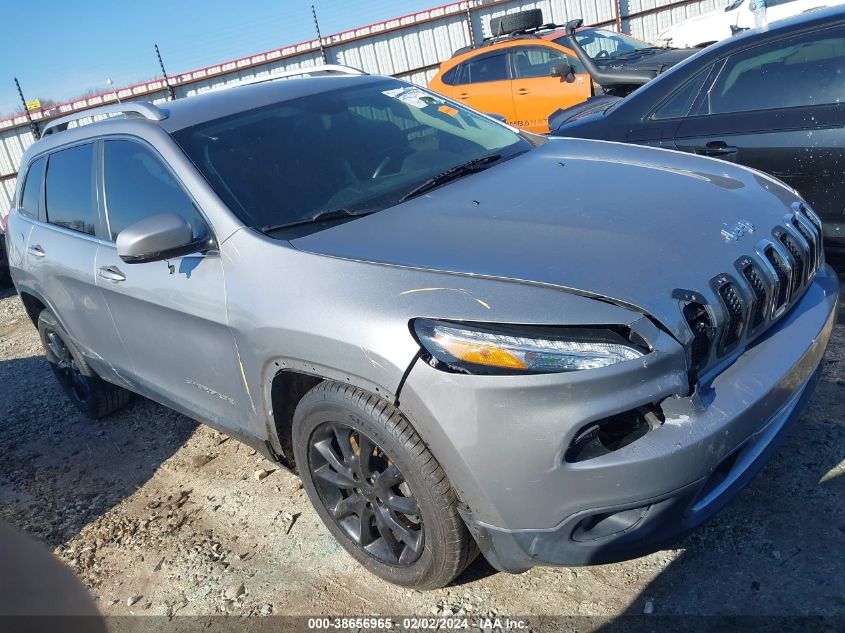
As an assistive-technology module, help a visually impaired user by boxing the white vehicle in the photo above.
[658,0,843,48]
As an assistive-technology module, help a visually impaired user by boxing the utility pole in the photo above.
[14,78,40,140]
[155,44,176,100]
[311,5,328,64]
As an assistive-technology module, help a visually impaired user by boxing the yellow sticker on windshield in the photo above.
[438,105,458,116]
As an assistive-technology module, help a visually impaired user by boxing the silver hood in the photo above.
[292,138,803,340]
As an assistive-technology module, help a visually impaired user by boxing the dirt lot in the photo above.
[0,285,843,623]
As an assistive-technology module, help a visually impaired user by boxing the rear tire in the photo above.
[292,381,478,589]
[37,309,131,419]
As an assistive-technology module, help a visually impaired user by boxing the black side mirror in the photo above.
[550,63,576,83]
[116,213,211,264]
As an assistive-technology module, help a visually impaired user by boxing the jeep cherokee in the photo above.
[4,71,838,589]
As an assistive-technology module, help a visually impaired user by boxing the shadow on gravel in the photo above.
[0,354,197,551]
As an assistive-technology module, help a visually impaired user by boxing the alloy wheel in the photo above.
[308,423,424,566]
[45,329,90,405]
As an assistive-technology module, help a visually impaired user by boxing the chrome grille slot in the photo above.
[798,203,823,237]
[764,245,791,313]
[791,217,816,279]
[777,230,805,290]
[715,278,745,352]
[740,261,768,332]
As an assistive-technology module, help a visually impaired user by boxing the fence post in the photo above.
[614,0,623,32]
[465,1,476,46]
[14,78,39,140]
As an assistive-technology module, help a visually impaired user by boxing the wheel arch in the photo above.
[266,356,413,471]
[18,289,49,327]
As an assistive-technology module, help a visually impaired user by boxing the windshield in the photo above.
[172,78,531,233]
[557,30,653,60]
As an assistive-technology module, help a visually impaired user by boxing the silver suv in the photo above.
[4,72,838,589]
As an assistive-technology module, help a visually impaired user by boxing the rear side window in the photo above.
[20,156,46,218]
[458,52,509,84]
[103,140,206,241]
[708,26,845,114]
[45,143,97,236]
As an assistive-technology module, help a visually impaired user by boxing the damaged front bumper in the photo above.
[398,265,839,573]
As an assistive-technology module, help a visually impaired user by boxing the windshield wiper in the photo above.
[398,154,502,203]
[260,208,370,233]
[612,47,661,59]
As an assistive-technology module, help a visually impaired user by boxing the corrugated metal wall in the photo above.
[0,0,728,209]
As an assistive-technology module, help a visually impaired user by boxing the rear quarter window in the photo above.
[440,65,459,86]
[20,156,46,219]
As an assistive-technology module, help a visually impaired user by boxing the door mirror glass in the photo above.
[116,213,208,264]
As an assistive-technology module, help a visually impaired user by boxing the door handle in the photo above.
[28,244,46,258]
[695,141,738,157]
[98,265,126,282]
[458,92,470,99]
[517,88,530,95]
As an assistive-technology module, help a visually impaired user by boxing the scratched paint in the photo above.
[399,287,491,310]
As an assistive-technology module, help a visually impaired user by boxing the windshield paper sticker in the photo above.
[383,87,443,109]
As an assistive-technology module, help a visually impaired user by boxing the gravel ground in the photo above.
[0,284,843,622]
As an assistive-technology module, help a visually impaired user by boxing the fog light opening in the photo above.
[565,406,663,463]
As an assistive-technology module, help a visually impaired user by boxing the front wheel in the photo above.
[292,381,477,589]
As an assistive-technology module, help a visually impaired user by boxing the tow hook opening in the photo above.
[565,406,664,463]
[571,504,651,542]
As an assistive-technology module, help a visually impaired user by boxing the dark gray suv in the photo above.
[4,71,839,589]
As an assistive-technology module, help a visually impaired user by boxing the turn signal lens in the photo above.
[413,319,645,375]
[435,337,527,370]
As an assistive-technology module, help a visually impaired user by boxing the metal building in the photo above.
[0,0,728,208]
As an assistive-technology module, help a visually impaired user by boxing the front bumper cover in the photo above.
[399,266,839,572]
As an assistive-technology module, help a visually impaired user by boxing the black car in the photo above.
[550,7,845,255]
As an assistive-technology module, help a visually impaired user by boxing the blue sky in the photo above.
[0,0,437,116]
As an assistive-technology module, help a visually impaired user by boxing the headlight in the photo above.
[413,319,646,375]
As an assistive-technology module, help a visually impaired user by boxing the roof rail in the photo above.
[41,102,167,136]
[209,64,367,92]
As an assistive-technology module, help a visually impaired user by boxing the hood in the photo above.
[548,95,622,131]
[291,139,800,340]
[599,47,699,73]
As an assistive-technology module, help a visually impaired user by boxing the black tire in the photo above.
[489,9,543,36]
[37,309,131,419]
[293,381,478,589]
